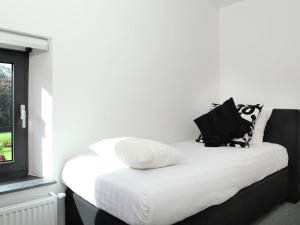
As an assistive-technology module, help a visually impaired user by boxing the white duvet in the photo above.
[62,141,288,225]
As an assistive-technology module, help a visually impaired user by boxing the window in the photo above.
[0,63,13,163]
[0,48,29,181]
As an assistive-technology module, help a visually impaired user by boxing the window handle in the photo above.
[20,105,27,128]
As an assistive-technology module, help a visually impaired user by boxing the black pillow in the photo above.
[196,103,264,148]
[194,98,251,147]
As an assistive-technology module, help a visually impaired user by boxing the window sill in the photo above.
[0,176,56,195]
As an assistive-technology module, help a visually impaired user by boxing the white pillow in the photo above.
[250,107,273,145]
[90,137,184,169]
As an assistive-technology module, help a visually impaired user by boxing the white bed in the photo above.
[62,141,288,225]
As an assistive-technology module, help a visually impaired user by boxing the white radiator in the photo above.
[0,194,57,225]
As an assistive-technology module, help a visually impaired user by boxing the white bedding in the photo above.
[62,141,288,225]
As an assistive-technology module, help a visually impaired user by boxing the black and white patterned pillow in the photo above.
[196,103,264,148]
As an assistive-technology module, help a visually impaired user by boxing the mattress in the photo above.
[62,141,288,225]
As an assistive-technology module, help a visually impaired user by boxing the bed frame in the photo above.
[65,109,300,225]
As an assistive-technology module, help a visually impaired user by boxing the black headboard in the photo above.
[264,109,300,203]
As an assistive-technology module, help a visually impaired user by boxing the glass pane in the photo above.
[0,63,13,162]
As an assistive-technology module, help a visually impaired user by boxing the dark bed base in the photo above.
[65,109,300,225]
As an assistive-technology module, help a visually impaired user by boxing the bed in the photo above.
[64,109,300,225]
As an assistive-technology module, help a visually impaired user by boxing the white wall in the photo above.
[0,1,219,224]
[28,47,53,178]
[220,0,300,108]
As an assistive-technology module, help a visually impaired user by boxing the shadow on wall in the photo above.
[28,41,53,179]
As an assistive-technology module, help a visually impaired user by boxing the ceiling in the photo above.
[209,0,245,8]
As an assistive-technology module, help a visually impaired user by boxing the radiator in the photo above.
[0,194,57,225]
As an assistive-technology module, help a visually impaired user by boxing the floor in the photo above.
[254,201,300,225]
